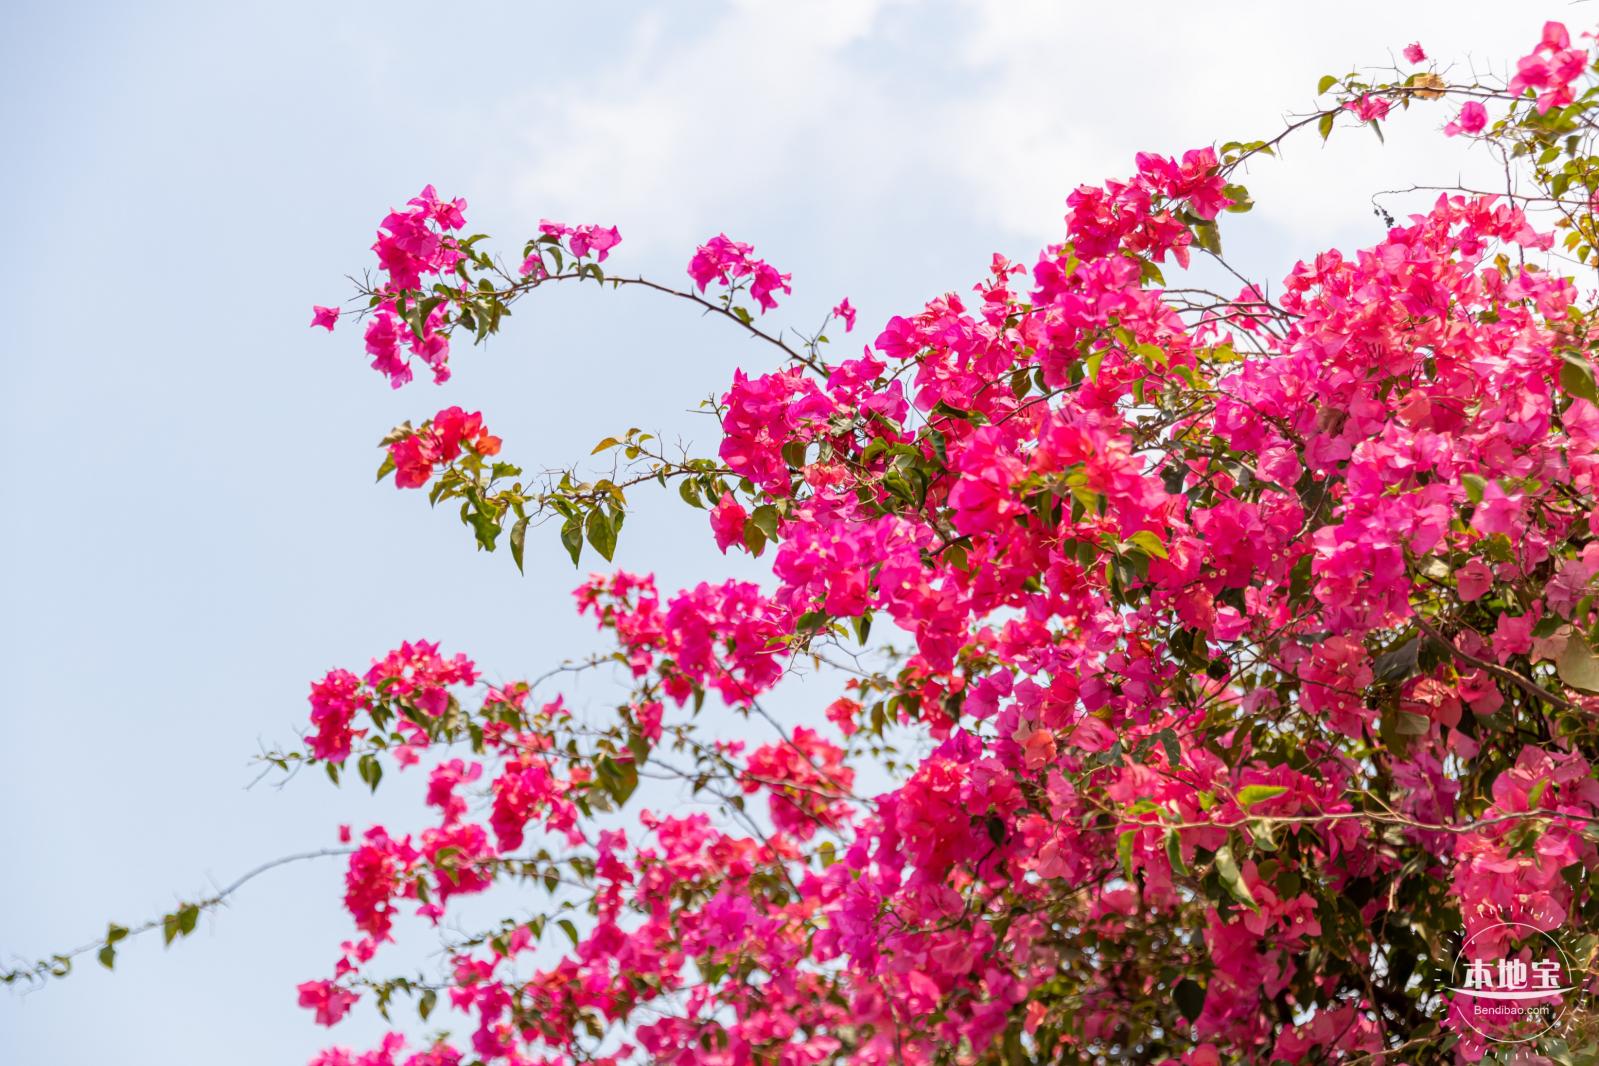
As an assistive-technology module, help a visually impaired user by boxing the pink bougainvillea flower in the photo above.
[1444,100,1489,136]
[1344,94,1391,122]
[311,305,340,331]
[709,492,748,553]
[296,979,358,1027]
[1456,557,1495,602]
[832,297,857,332]
[1403,42,1427,63]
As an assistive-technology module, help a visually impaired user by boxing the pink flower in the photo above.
[385,408,501,490]
[1471,481,1523,537]
[1445,100,1488,136]
[825,696,861,736]
[1456,557,1494,602]
[311,306,340,331]
[297,979,358,1027]
[1344,94,1391,123]
[542,220,623,262]
[686,234,791,313]
[1508,22,1587,113]
[1403,42,1427,64]
[1493,609,1538,663]
[832,298,857,332]
[710,492,749,554]
[569,224,621,261]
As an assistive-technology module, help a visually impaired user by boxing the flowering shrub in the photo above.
[20,17,1599,1066]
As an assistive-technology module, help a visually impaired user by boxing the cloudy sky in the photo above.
[1,1,1547,1061]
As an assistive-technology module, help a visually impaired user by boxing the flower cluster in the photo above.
[384,407,502,490]
[687,233,792,312]
[520,220,622,275]
[266,17,1599,1066]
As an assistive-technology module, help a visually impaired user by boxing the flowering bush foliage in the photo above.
[23,17,1599,1066]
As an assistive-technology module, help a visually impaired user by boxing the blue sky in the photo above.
[2,1,1535,1061]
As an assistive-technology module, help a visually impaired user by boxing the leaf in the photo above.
[1461,473,1487,504]
[1318,111,1336,141]
[1317,74,1338,95]
[590,436,621,455]
[750,505,780,541]
[1557,631,1599,693]
[1562,351,1598,404]
[1237,784,1288,808]
[1213,844,1257,909]
[1166,829,1188,876]
[1410,72,1446,100]
[1117,829,1137,880]
[1372,636,1420,683]
[97,945,116,970]
[560,518,583,567]
[1175,977,1206,1022]
[585,509,617,562]
[558,919,581,947]
[1158,728,1181,768]
[1395,710,1431,735]
[358,753,383,793]
[1132,342,1168,368]
[509,516,529,574]
[1125,529,1168,560]
[419,988,437,1021]
[1083,350,1104,382]
[742,520,767,558]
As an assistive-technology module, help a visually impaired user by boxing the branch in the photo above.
[1,847,354,987]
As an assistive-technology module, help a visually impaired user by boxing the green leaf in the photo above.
[97,945,116,970]
[1166,829,1188,876]
[1158,728,1181,769]
[419,988,437,1021]
[358,753,383,793]
[750,505,780,541]
[1125,529,1168,559]
[1461,473,1487,504]
[1562,351,1599,404]
[1237,784,1288,808]
[1558,631,1599,693]
[1083,350,1104,382]
[177,903,199,936]
[1175,977,1206,1022]
[742,519,767,558]
[1395,710,1431,735]
[510,516,529,574]
[560,518,583,567]
[1221,183,1254,213]
[375,453,396,483]
[1132,342,1168,368]
[585,509,617,562]
[1317,74,1338,95]
[1318,111,1336,141]
[558,919,581,947]
[1213,844,1257,909]
[1117,829,1137,879]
